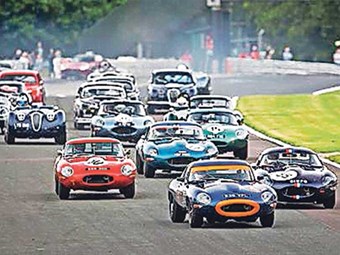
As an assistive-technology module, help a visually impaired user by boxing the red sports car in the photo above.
[0,70,45,103]
[54,137,136,199]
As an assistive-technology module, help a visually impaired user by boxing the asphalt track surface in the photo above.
[0,74,339,255]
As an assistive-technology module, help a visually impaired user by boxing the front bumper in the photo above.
[58,172,135,191]
[194,199,275,222]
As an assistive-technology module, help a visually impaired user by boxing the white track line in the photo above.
[312,85,340,95]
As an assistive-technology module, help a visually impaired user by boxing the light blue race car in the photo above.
[135,121,218,178]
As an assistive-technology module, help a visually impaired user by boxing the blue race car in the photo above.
[254,147,338,208]
[5,103,66,144]
[135,121,218,178]
[168,159,277,228]
[91,99,154,144]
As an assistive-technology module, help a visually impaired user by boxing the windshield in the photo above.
[81,87,125,98]
[188,112,238,125]
[190,98,230,109]
[0,84,22,94]
[0,75,36,84]
[64,142,124,157]
[74,55,95,62]
[189,165,254,182]
[95,79,133,91]
[149,125,204,140]
[259,151,323,169]
[154,72,193,85]
[102,103,146,116]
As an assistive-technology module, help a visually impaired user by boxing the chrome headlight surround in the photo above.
[148,148,158,157]
[46,112,56,122]
[261,191,275,203]
[144,120,153,126]
[16,112,26,122]
[322,176,336,186]
[121,165,133,176]
[196,192,212,205]
[94,118,105,127]
[61,166,74,177]
[235,129,248,139]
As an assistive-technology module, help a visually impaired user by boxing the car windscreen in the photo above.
[154,72,193,85]
[149,125,204,140]
[188,112,238,125]
[190,98,230,108]
[64,142,124,157]
[96,79,133,91]
[0,75,36,84]
[0,84,22,94]
[74,55,95,62]
[189,165,253,182]
[102,103,146,116]
[259,151,323,168]
[81,87,125,98]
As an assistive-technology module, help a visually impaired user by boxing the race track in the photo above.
[0,73,339,255]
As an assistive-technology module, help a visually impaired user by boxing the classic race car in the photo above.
[146,69,198,114]
[93,76,139,100]
[5,102,66,144]
[254,147,338,208]
[61,51,103,80]
[73,82,127,129]
[135,121,218,178]
[164,95,233,121]
[187,108,248,159]
[54,137,136,199]
[91,100,154,144]
[0,70,45,104]
[168,159,277,228]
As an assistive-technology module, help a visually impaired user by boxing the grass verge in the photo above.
[238,91,340,154]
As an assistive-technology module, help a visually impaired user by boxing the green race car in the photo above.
[187,108,248,159]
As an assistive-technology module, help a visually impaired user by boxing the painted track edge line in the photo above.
[312,85,340,95]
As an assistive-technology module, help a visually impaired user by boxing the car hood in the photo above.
[150,138,211,154]
[165,83,194,89]
[267,166,325,183]
[62,155,128,170]
[102,113,152,127]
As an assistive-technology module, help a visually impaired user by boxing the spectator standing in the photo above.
[19,52,30,69]
[47,48,55,78]
[35,41,44,71]
[249,45,260,60]
[13,49,22,60]
[282,46,293,61]
[180,50,193,68]
[53,50,62,79]
[264,46,275,59]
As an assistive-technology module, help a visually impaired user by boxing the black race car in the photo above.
[254,147,337,208]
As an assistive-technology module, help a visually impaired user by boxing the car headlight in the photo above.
[144,120,152,126]
[196,193,211,205]
[322,176,335,186]
[261,191,275,203]
[16,112,26,121]
[235,129,248,139]
[46,112,55,122]
[121,165,133,176]
[207,147,217,155]
[148,148,158,156]
[61,166,74,177]
[94,118,105,127]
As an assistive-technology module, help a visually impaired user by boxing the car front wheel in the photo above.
[260,212,275,228]
[136,153,144,175]
[234,145,248,160]
[323,194,336,209]
[120,182,135,199]
[58,182,70,200]
[4,130,15,144]
[169,195,186,223]
[189,209,204,228]
[144,163,155,178]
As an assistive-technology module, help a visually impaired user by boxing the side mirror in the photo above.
[39,80,44,86]
[237,119,244,125]
[57,149,63,156]
[176,177,185,182]
[256,175,264,181]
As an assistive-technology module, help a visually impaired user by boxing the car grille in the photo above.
[168,157,195,165]
[283,187,316,197]
[112,126,136,134]
[30,112,43,132]
[221,204,253,212]
[83,175,113,184]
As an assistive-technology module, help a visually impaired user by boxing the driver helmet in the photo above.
[16,93,29,107]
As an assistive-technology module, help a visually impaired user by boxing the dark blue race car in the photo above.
[254,147,338,208]
[168,159,277,228]
[5,104,66,144]
[135,121,218,178]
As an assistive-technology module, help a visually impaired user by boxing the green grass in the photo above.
[327,155,340,164]
[238,90,340,154]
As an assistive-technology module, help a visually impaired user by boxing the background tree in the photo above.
[243,0,340,61]
[0,0,127,57]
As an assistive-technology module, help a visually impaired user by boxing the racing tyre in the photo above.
[260,212,275,228]
[189,210,204,228]
[144,163,155,178]
[4,131,15,144]
[136,153,144,175]
[55,131,67,145]
[120,182,135,199]
[234,145,248,160]
[323,194,336,209]
[169,195,186,223]
[58,182,70,200]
